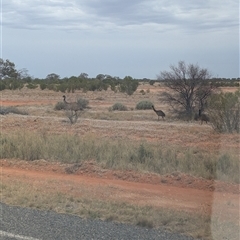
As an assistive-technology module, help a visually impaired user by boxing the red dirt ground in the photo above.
[1,89,239,238]
[1,159,239,223]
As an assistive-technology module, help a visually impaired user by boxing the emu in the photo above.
[62,95,82,116]
[198,109,210,124]
[152,105,165,120]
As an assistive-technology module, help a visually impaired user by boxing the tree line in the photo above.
[0,58,142,94]
[0,58,239,133]
[0,58,239,93]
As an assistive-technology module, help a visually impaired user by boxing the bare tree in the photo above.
[158,61,216,119]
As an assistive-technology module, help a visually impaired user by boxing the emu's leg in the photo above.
[73,111,79,123]
[72,110,76,117]
[69,113,74,124]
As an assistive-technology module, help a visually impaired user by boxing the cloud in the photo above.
[3,0,90,30]
[2,0,238,32]
[2,0,238,79]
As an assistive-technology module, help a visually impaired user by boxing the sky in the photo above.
[1,0,239,79]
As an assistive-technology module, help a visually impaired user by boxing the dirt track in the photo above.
[1,159,239,221]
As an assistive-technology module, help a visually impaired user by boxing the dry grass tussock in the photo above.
[1,131,239,183]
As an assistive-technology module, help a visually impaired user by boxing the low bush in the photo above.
[40,83,47,90]
[208,91,240,133]
[110,103,128,111]
[54,102,65,111]
[77,98,89,109]
[136,100,153,110]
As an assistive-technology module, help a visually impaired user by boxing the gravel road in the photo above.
[0,203,199,240]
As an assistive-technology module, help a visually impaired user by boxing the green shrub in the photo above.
[8,80,24,90]
[208,91,240,133]
[136,101,153,110]
[26,83,38,89]
[149,80,155,86]
[0,81,6,91]
[47,84,57,91]
[119,76,139,96]
[40,83,47,90]
[110,103,128,111]
[77,98,89,109]
[56,84,68,93]
[54,102,65,111]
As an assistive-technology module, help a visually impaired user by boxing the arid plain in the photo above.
[0,84,239,240]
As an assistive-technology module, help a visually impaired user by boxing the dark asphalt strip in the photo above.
[0,203,199,240]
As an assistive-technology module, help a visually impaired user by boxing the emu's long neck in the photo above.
[63,96,69,104]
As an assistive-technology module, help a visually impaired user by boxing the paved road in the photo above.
[0,203,198,240]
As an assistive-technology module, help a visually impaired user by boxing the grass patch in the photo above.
[0,131,239,183]
[82,110,149,121]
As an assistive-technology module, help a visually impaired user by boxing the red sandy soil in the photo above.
[1,88,239,230]
[1,159,239,224]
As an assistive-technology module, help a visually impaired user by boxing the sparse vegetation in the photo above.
[0,58,239,240]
